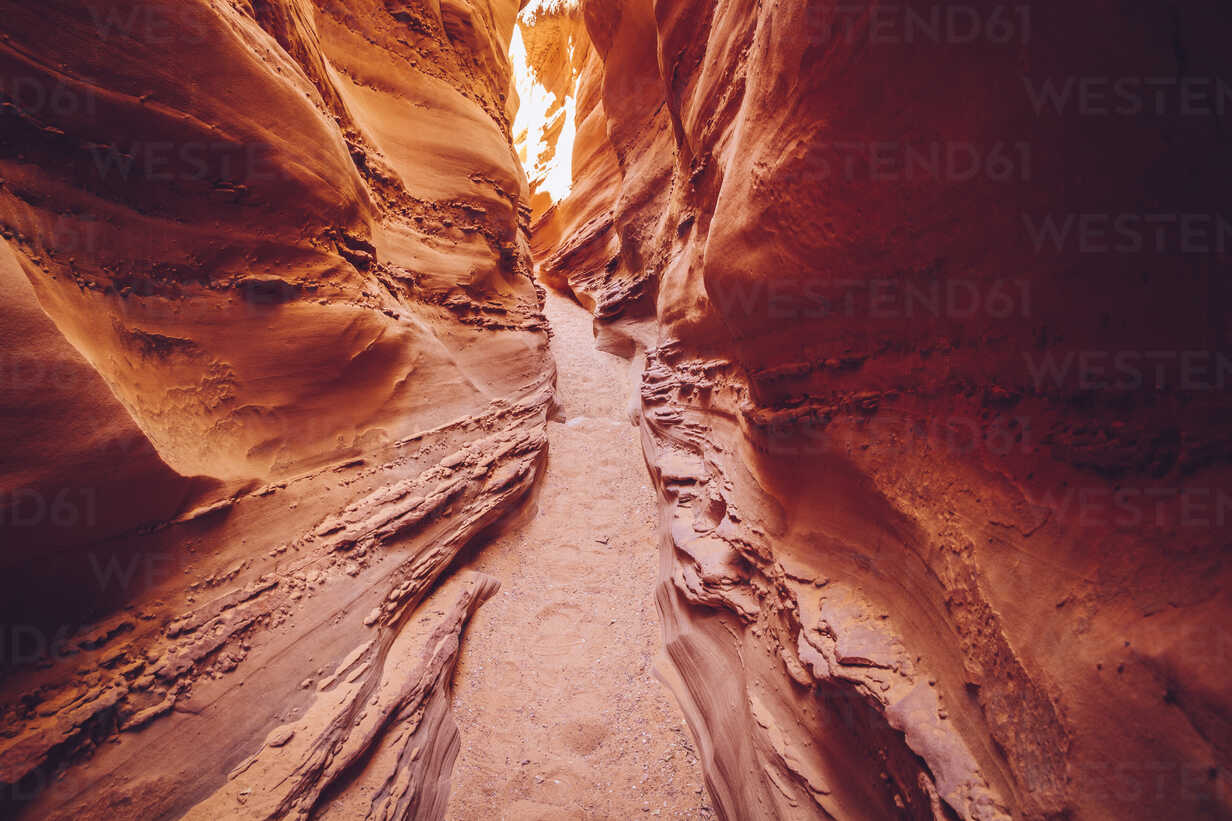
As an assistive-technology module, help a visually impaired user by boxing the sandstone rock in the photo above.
[2,1,1230,820]
[522,1,1232,819]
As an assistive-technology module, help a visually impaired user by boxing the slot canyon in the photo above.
[0,1,1230,818]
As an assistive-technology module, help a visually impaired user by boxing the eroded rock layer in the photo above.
[0,0,553,816]
[525,1,1232,819]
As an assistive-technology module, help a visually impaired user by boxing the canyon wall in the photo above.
[1,1,1229,819]
[528,1,1232,819]
[0,0,554,816]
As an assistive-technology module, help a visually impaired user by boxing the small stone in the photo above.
[267,727,295,748]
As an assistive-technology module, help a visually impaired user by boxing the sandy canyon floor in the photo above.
[447,292,709,819]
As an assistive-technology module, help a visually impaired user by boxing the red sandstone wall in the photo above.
[529,1,1232,818]
[0,3,553,816]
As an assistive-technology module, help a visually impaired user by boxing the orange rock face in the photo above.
[0,1,553,816]
[1,0,543,483]
[2,1,1230,819]
[527,1,1232,819]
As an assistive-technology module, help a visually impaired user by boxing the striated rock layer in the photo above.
[0,0,554,817]
[526,1,1232,819]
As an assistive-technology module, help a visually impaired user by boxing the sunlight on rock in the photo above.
[510,2,580,211]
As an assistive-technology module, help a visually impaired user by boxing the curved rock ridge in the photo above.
[526,0,669,318]
[522,1,1232,819]
[0,0,557,816]
[0,0,543,484]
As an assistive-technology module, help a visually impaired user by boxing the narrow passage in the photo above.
[447,291,710,820]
